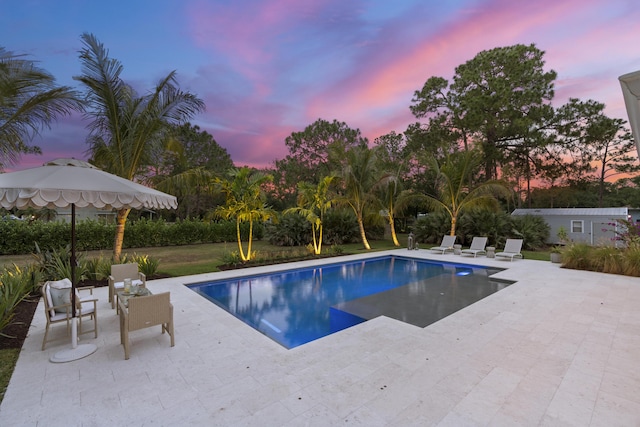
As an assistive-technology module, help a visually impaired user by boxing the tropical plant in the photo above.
[336,146,380,250]
[274,118,369,201]
[131,253,160,277]
[412,212,451,244]
[84,255,111,281]
[322,208,359,245]
[74,33,205,261]
[214,167,276,261]
[510,214,550,250]
[0,264,39,337]
[605,218,640,248]
[590,246,623,275]
[621,246,640,276]
[266,212,311,247]
[374,171,404,247]
[284,176,336,254]
[457,209,511,247]
[33,243,87,282]
[561,243,593,270]
[0,47,82,168]
[417,150,510,237]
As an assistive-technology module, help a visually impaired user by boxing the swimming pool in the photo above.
[187,255,513,349]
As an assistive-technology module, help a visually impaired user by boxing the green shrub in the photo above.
[33,243,88,282]
[76,219,114,251]
[323,209,359,245]
[329,245,344,255]
[363,212,385,240]
[131,253,160,277]
[621,246,640,276]
[0,218,272,255]
[510,214,550,250]
[84,255,112,281]
[458,209,511,247]
[0,265,33,337]
[221,250,242,266]
[562,243,593,270]
[266,212,311,246]
[590,246,623,275]
[412,212,451,244]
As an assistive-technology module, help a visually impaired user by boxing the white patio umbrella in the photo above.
[0,160,178,362]
[619,70,640,158]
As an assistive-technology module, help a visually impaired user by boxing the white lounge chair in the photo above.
[495,239,523,261]
[430,235,457,254]
[461,237,488,257]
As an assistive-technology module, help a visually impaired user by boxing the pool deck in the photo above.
[1,249,639,426]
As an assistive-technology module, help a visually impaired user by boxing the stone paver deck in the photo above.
[1,249,639,426]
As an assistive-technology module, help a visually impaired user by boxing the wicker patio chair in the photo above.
[108,263,146,309]
[118,291,174,360]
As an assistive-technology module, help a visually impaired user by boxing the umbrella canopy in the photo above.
[0,164,177,211]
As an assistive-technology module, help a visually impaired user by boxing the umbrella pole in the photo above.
[50,203,97,363]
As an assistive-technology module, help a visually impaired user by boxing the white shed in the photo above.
[511,208,640,246]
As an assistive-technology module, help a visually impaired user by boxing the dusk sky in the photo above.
[2,0,639,171]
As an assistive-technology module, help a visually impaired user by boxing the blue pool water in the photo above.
[187,256,512,349]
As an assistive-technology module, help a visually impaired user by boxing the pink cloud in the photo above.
[303,0,640,145]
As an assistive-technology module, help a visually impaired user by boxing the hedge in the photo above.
[0,218,264,255]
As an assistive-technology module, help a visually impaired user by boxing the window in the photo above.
[571,220,583,233]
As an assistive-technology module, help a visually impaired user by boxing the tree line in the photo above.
[2,35,639,260]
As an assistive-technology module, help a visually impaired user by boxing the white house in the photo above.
[54,207,117,224]
[511,207,640,246]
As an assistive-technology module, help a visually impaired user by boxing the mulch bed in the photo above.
[0,295,39,351]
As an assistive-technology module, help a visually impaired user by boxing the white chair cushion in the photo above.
[79,300,95,315]
[45,285,55,317]
[49,280,72,314]
[50,278,72,289]
[49,311,70,322]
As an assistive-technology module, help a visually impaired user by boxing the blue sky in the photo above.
[2,0,640,171]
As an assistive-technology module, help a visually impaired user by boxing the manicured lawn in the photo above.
[0,238,412,277]
[0,237,552,276]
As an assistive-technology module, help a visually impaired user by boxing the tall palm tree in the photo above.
[74,33,205,260]
[214,167,276,262]
[375,171,404,247]
[421,150,510,236]
[285,175,336,255]
[337,146,380,250]
[0,47,82,168]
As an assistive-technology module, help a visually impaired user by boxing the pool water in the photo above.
[187,256,513,349]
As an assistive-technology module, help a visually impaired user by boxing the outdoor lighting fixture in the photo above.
[619,70,640,158]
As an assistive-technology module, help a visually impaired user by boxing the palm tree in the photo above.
[74,33,205,260]
[214,167,276,262]
[0,47,82,168]
[375,171,404,247]
[337,146,379,250]
[420,150,510,236]
[285,175,336,255]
